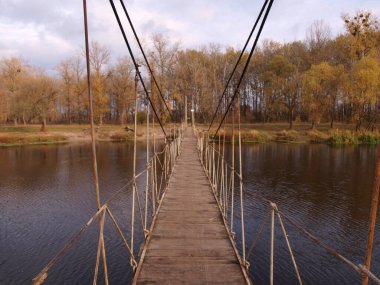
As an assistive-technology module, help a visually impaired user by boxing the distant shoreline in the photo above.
[0,124,166,147]
[0,123,379,147]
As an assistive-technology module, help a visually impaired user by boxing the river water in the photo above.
[0,142,379,284]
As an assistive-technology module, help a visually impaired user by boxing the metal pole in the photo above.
[363,145,380,285]
[238,94,246,264]
[270,203,275,285]
[131,69,139,265]
[230,106,235,233]
[185,96,188,128]
[83,1,108,284]
[144,96,150,234]
[83,0,100,212]
[151,68,157,212]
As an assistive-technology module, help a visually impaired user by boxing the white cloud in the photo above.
[0,0,379,70]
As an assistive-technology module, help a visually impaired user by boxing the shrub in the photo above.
[358,132,378,145]
[110,132,134,141]
[241,130,272,143]
[307,129,329,143]
[327,130,359,145]
[275,130,299,142]
[137,111,147,124]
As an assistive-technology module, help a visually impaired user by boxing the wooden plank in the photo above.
[134,128,248,284]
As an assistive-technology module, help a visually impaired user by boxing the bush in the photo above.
[358,133,378,145]
[327,130,378,145]
[307,129,329,143]
[241,130,272,143]
[109,132,134,141]
[137,111,147,124]
[275,130,299,142]
[328,130,359,145]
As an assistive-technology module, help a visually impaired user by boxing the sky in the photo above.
[0,0,379,73]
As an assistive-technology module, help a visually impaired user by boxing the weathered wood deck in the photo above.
[134,128,247,284]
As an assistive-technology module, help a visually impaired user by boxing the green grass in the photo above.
[327,130,379,145]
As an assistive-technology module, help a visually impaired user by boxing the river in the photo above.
[0,142,379,284]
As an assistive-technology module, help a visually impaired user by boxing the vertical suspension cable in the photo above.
[230,105,235,234]
[222,125,227,216]
[238,94,246,264]
[144,96,150,234]
[217,131,221,198]
[363,145,380,285]
[131,70,138,266]
[151,69,157,213]
[82,1,108,284]
[270,203,275,285]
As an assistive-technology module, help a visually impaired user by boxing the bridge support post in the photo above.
[362,145,380,285]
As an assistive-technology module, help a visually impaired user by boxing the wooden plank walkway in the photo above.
[134,128,247,284]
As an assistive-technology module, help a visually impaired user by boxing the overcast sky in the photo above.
[1,0,379,73]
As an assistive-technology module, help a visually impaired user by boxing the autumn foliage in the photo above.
[1,11,379,131]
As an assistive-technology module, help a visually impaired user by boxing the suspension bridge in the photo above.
[134,128,249,284]
[31,0,380,284]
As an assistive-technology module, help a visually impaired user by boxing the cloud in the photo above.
[0,0,379,71]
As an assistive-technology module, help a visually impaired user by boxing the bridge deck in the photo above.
[134,128,247,284]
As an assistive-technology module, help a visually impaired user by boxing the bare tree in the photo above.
[306,20,332,63]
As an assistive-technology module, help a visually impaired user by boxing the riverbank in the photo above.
[1,123,379,146]
[202,122,380,145]
[0,124,166,147]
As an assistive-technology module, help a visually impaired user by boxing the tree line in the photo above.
[0,11,379,131]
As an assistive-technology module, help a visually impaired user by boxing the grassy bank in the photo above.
[0,124,165,147]
[203,123,379,145]
[1,123,379,146]
[0,135,68,147]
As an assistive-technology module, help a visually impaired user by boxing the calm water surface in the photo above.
[0,142,379,284]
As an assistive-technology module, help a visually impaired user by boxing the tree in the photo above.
[349,57,380,130]
[107,56,135,124]
[89,41,110,125]
[328,64,348,128]
[305,20,332,64]
[20,72,58,131]
[58,59,74,124]
[342,11,380,60]
[302,62,336,128]
[149,33,179,122]
[0,57,27,125]
[268,55,296,127]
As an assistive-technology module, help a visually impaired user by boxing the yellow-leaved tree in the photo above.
[349,57,380,130]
